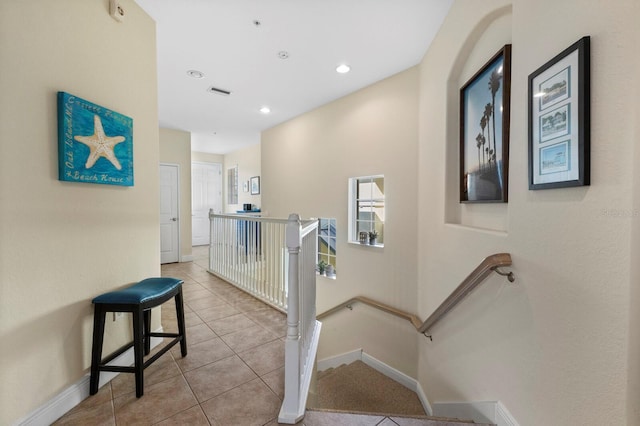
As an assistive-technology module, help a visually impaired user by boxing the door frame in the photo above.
[160,162,181,263]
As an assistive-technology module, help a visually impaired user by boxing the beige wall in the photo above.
[159,127,192,260]
[3,0,638,423]
[629,2,640,422]
[0,1,159,423]
[192,151,224,164]
[224,143,261,213]
[418,0,638,424]
[262,68,420,376]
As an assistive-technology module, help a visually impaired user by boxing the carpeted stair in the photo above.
[314,361,425,416]
[310,360,494,425]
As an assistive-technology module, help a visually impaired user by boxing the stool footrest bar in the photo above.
[143,337,182,369]
[149,332,180,338]
[98,365,136,373]
[100,342,135,366]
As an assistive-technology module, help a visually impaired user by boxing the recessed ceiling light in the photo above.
[187,70,204,79]
[277,51,290,60]
[260,106,271,114]
[336,64,351,74]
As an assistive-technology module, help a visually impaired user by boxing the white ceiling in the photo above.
[135,0,453,154]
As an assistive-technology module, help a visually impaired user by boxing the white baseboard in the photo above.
[317,349,433,416]
[14,375,91,426]
[432,401,519,426]
[181,254,195,262]
[14,334,164,426]
[414,383,434,418]
[317,348,363,371]
[496,401,519,426]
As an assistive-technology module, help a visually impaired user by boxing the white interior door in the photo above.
[192,162,222,246]
[160,164,180,264]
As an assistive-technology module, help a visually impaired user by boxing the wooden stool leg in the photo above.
[143,309,152,355]
[89,305,106,395]
[175,288,187,357]
[132,307,145,397]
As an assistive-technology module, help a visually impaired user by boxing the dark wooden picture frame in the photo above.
[528,36,590,190]
[250,176,260,195]
[460,45,512,203]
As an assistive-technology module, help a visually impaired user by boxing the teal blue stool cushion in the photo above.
[92,277,183,305]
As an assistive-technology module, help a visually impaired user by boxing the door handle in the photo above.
[171,218,178,222]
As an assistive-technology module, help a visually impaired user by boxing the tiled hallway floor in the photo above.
[55,246,287,426]
[54,247,452,426]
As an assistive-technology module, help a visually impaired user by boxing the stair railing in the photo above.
[278,214,321,424]
[317,253,515,339]
[209,212,320,424]
[208,211,290,311]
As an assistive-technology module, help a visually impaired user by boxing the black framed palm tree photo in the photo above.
[459,45,512,203]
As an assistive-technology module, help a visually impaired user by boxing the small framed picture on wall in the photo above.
[250,176,260,195]
[528,36,590,190]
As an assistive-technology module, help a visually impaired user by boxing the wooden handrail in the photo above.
[418,252,512,334]
[317,295,423,329]
[317,253,514,337]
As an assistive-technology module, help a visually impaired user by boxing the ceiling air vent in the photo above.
[207,86,232,96]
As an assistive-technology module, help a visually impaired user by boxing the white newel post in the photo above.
[279,214,303,423]
[285,214,301,345]
[208,208,214,269]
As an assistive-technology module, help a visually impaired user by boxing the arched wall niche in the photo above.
[444,5,512,232]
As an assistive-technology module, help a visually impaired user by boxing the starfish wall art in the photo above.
[57,92,133,186]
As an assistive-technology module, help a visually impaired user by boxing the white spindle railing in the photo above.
[209,211,290,311]
[278,214,321,424]
[208,211,320,423]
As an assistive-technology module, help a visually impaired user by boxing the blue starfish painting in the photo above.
[58,92,133,186]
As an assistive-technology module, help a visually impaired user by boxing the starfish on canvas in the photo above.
[74,115,125,170]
